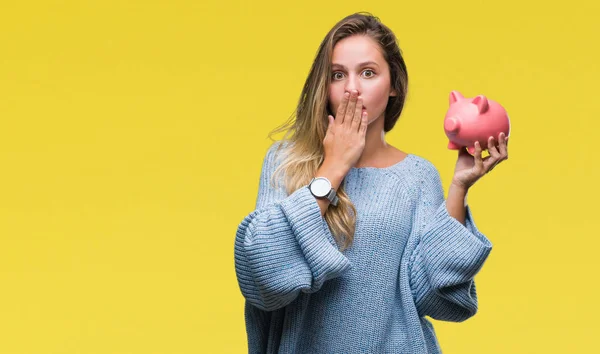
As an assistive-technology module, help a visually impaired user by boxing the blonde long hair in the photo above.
[267,12,409,251]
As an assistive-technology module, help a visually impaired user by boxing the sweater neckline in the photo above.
[348,153,414,173]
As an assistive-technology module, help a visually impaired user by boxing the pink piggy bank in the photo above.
[444,90,510,155]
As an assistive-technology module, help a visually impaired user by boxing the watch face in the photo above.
[311,178,331,197]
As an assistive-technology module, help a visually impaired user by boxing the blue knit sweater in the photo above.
[234,141,493,353]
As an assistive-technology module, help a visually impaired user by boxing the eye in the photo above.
[363,69,375,78]
[332,72,344,80]
[331,69,377,81]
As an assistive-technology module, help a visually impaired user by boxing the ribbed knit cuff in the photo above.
[420,200,492,288]
[279,186,352,284]
[464,204,487,243]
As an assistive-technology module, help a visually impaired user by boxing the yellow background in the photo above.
[0,0,598,353]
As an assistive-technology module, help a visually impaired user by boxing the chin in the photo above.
[367,113,383,125]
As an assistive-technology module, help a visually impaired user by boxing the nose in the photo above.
[344,75,361,97]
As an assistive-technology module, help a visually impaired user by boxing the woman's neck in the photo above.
[353,115,391,168]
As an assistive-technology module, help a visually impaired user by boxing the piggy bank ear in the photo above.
[472,95,489,114]
[449,90,464,104]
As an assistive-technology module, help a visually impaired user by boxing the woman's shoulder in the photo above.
[385,146,441,183]
[384,146,436,171]
[260,140,293,180]
[265,139,291,157]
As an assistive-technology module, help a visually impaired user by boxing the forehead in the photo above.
[331,35,385,66]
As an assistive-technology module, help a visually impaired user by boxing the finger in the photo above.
[351,96,363,130]
[487,160,500,173]
[497,132,506,151]
[327,115,334,133]
[483,154,501,172]
[474,141,484,173]
[359,111,368,135]
[498,133,508,159]
[488,136,500,158]
[336,92,350,125]
[345,90,358,124]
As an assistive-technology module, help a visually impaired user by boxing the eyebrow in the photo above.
[331,61,380,70]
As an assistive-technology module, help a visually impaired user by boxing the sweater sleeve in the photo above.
[407,161,493,322]
[234,141,352,312]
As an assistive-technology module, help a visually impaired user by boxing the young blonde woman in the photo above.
[234,12,509,354]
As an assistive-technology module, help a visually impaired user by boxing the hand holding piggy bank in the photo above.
[444,90,510,155]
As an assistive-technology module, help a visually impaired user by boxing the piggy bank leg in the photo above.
[467,146,476,155]
[448,141,461,150]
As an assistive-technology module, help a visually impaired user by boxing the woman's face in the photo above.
[328,35,397,125]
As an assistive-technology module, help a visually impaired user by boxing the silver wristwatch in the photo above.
[308,177,339,206]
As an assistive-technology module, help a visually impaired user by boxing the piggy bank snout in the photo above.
[444,117,460,134]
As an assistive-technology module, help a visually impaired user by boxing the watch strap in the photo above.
[326,189,339,206]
